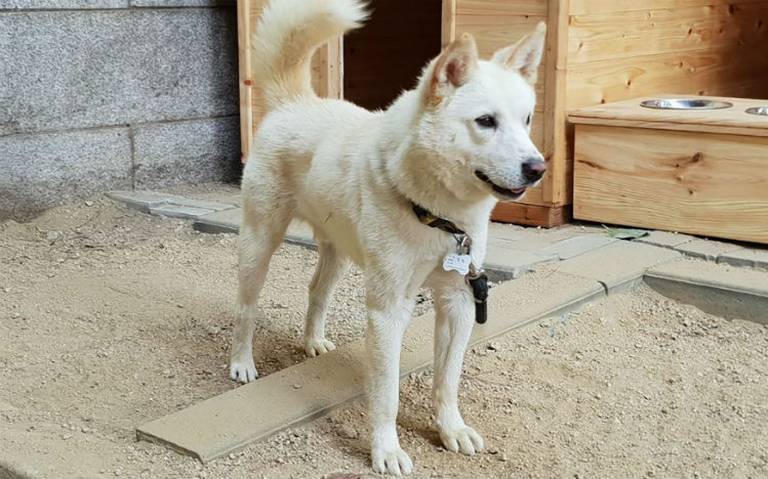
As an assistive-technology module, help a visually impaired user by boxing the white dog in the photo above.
[229,0,547,475]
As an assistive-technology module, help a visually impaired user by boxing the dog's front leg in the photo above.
[366,297,414,476]
[431,274,484,455]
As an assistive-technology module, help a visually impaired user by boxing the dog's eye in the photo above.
[475,115,497,129]
[525,114,532,126]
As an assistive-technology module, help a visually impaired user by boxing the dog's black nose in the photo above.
[522,158,547,183]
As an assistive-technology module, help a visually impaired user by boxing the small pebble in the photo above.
[339,424,358,439]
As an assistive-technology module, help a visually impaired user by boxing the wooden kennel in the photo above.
[238,0,768,226]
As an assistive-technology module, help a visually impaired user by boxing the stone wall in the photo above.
[0,0,241,220]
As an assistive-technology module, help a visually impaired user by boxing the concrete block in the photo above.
[193,208,241,234]
[130,0,234,6]
[486,224,601,253]
[106,190,176,213]
[0,129,131,220]
[636,230,694,249]
[0,9,237,135]
[193,213,316,249]
[537,235,616,260]
[165,196,236,212]
[675,239,743,261]
[133,117,240,189]
[717,248,768,271]
[137,270,604,461]
[149,204,216,219]
[0,0,127,8]
[558,241,681,291]
[646,259,768,324]
[484,244,554,277]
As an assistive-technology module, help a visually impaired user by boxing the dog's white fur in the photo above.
[230,0,547,475]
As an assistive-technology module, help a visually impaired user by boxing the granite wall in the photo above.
[0,0,241,219]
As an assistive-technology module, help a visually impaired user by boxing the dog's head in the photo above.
[415,23,547,203]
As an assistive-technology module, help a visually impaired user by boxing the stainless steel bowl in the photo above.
[745,106,768,116]
[640,98,733,110]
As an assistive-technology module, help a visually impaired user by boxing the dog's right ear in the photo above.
[427,33,479,106]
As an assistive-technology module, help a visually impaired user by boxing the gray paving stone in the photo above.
[193,212,316,249]
[133,117,241,189]
[0,0,127,8]
[537,235,616,260]
[130,0,234,6]
[636,230,694,249]
[137,270,604,461]
[166,196,236,212]
[717,248,768,271]
[150,204,216,219]
[108,190,235,215]
[106,190,176,213]
[487,224,603,253]
[646,259,768,324]
[0,9,237,135]
[193,208,241,234]
[558,241,681,290]
[675,239,743,261]
[484,244,555,277]
[1,129,132,220]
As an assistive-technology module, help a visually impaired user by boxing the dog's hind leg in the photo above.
[430,272,485,455]
[304,241,349,357]
[229,196,292,383]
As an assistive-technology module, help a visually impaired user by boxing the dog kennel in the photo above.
[238,0,768,226]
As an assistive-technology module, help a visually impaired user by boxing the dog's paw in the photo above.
[439,425,484,456]
[304,337,336,357]
[372,446,413,476]
[229,357,258,383]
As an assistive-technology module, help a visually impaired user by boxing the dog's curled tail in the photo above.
[252,0,367,108]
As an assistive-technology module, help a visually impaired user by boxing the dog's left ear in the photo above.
[428,33,479,106]
[492,22,546,85]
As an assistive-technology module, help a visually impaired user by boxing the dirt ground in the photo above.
[1,195,767,479]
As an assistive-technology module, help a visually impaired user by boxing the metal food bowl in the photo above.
[745,106,768,116]
[640,98,734,110]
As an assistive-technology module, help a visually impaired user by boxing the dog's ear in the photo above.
[492,22,546,84]
[427,33,479,105]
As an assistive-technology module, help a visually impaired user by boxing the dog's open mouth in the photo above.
[475,171,527,199]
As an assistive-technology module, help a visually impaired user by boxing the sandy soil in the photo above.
[1,196,767,478]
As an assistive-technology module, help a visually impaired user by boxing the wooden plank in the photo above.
[566,45,768,110]
[568,2,768,65]
[457,0,547,17]
[455,14,548,57]
[569,95,768,137]
[491,203,571,227]
[442,0,457,47]
[454,12,547,114]
[237,0,253,162]
[311,41,343,100]
[573,124,768,244]
[541,0,569,206]
[570,0,768,16]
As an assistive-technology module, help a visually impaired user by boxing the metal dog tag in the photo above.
[443,254,472,276]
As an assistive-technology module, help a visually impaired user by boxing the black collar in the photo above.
[411,202,466,236]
